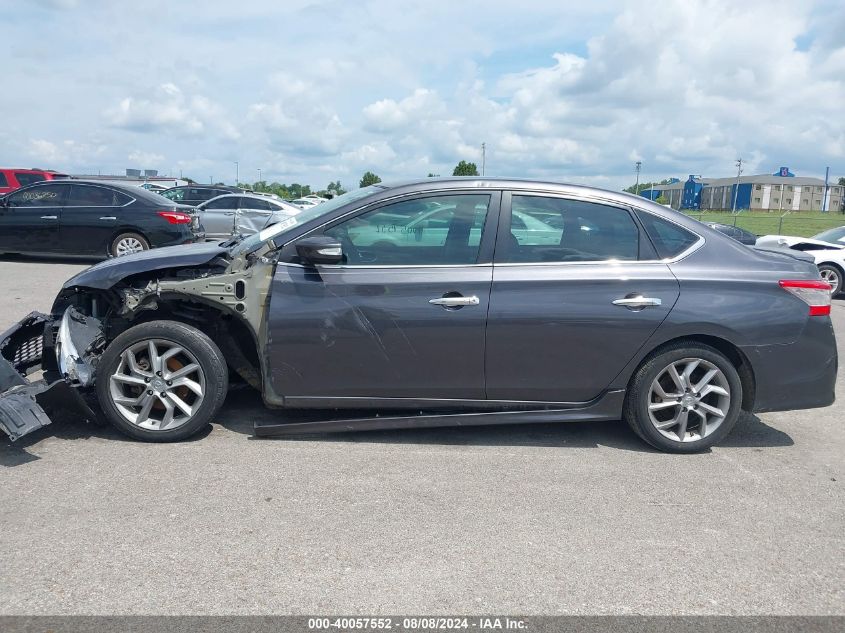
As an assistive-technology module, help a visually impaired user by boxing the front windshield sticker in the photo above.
[260,217,296,241]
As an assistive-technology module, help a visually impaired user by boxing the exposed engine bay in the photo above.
[0,240,277,441]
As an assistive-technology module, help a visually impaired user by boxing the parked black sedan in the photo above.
[0,180,203,257]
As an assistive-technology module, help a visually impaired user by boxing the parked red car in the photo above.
[0,168,69,196]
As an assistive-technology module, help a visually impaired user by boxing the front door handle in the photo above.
[40,215,58,220]
[224,212,236,216]
[612,295,662,309]
[99,216,117,220]
[429,295,480,307]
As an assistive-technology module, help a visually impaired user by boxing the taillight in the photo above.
[779,280,832,316]
[157,211,192,225]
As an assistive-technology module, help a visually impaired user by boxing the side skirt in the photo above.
[253,390,625,436]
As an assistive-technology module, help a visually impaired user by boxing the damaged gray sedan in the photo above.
[0,178,837,453]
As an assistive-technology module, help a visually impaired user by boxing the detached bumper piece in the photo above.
[0,312,96,442]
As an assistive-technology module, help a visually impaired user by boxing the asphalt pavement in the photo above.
[0,256,842,615]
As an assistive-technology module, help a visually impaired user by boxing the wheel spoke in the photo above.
[694,368,718,392]
[682,360,701,386]
[166,363,199,381]
[699,384,729,398]
[135,393,156,425]
[160,346,184,367]
[147,340,161,373]
[168,392,193,417]
[124,349,151,377]
[159,398,176,430]
[691,407,708,436]
[698,402,725,418]
[667,364,686,391]
[649,401,678,412]
[111,372,147,387]
[113,393,146,406]
[172,376,203,396]
[675,409,689,440]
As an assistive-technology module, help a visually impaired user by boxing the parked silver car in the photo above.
[198,193,301,240]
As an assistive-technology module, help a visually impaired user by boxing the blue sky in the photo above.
[1,0,843,190]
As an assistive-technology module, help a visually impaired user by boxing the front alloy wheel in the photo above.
[95,320,228,442]
[109,339,206,431]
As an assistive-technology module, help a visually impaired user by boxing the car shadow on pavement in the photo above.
[1,393,793,466]
[0,413,213,467]
[216,390,794,454]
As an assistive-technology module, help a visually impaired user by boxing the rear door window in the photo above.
[67,184,120,206]
[499,195,640,263]
[240,197,273,211]
[203,197,236,210]
[0,172,8,187]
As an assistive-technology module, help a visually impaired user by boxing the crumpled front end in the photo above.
[0,310,98,441]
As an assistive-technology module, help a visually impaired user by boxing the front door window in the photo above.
[324,194,491,265]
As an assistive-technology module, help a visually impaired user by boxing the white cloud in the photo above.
[105,83,239,140]
[1,0,843,188]
[127,150,165,166]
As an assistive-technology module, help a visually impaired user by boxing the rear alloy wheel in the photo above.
[95,321,228,442]
[818,264,842,296]
[624,342,742,453]
[110,232,150,257]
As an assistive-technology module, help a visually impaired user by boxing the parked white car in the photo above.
[290,197,321,209]
[197,193,301,240]
[756,229,845,294]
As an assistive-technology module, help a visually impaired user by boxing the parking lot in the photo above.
[0,256,842,615]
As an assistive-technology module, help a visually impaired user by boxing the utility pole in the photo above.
[235,161,239,186]
[258,168,262,184]
[823,166,830,213]
[635,161,642,196]
[481,142,486,176]
[732,158,743,212]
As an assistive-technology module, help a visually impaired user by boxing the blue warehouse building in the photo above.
[640,168,842,212]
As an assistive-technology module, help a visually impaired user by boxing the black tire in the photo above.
[110,231,150,257]
[95,320,228,442]
[817,264,842,296]
[623,341,743,453]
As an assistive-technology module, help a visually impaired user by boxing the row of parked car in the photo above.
[0,179,327,257]
[0,175,843,295]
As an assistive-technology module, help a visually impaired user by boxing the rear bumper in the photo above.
[745,316,838,413]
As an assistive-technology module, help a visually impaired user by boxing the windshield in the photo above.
[232,185,384,254]
[812,226,845,244]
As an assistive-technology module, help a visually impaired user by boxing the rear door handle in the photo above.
[612,295,662,309]
[40,215,58,220]
[99,216,117,220]
[224,212,236,216]
[429,295,480,307]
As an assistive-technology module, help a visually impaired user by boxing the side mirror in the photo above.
[295,236,344,265]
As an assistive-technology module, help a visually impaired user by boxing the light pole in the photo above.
[732,158,743,213]
[235,161,239,186]
[481,142,486,176]
[257,168,262,184]
[635,161,642,196]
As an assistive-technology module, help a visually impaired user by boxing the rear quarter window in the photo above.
[637,212,700,259]
[0,172,8,187]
